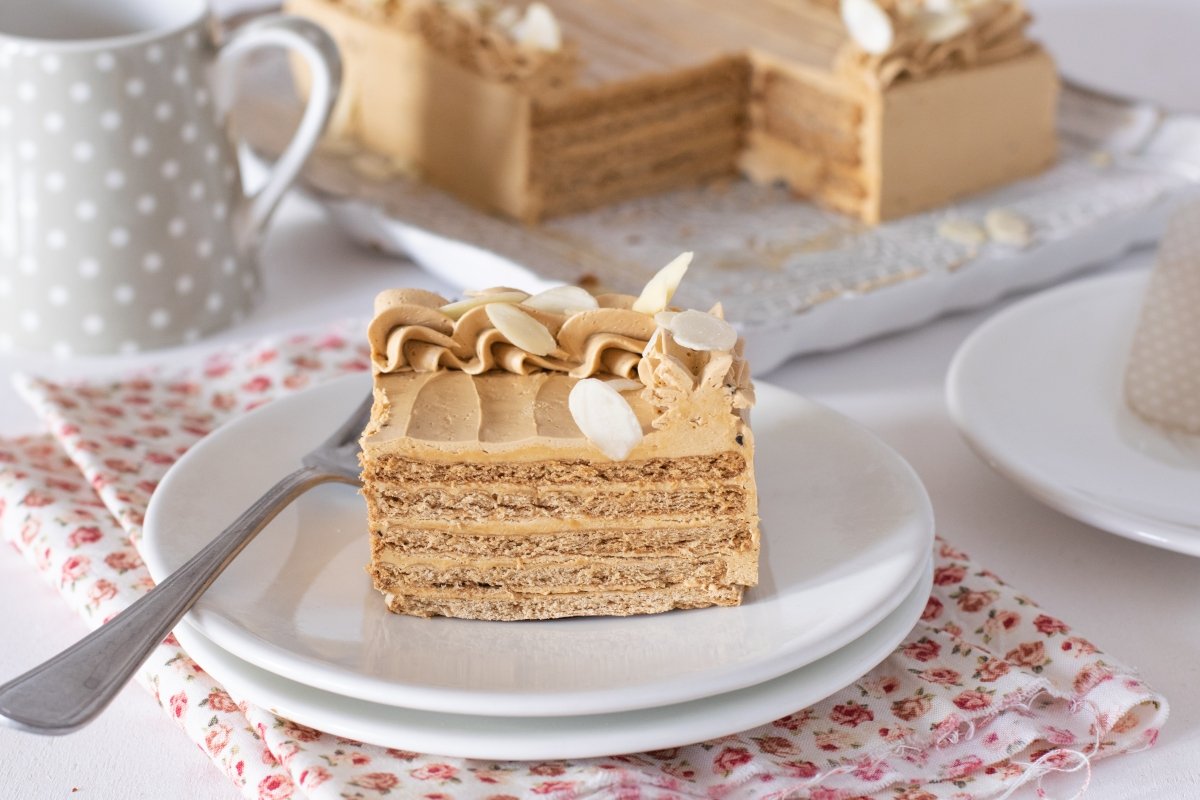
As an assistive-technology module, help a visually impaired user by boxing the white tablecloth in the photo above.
[2,1,1198,797]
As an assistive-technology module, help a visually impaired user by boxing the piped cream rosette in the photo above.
[838,0,1035,87]
[367,252,751,461]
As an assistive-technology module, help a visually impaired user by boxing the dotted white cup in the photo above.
[0,0,341,355]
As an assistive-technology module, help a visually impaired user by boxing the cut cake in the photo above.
[287,0,1059,224]
[359,255,760,620]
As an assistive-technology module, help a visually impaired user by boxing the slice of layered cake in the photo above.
[287,0,1058,224]
[359,254,759,620]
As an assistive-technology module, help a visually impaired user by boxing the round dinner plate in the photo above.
[173,560,932,761]
[947,269,1200,556]
[144,376,934,717]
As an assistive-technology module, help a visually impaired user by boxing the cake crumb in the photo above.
[350,152,398,181]
[984,207,1033,247]
[937,217,987,247]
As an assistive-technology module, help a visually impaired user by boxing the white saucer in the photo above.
[948,270,1200,556]
[144,376,934,717]
[173,559,932,761]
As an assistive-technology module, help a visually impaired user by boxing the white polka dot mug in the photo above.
[0,0,341,355]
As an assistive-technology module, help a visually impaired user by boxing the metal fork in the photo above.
[0,392,373,735]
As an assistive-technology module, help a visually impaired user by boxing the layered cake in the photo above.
[288,0,1058,223]
[359,254,760,620]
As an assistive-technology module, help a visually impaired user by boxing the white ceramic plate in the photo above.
[947,269,1200,556]
[144,376,933,717]
[173,559,932,761]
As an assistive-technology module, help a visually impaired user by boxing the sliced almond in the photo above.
[984,208,1033,247]
[523,285,600,315]
[486,302,557,356]
[841,0,895,55]
[654,310,679,328]
[492,6,520,29]
[509,2,562,52]
[568,378,644,460]
[440,290,528,321]
[464,286,526,298]
[914,8,970,41]
[603,378,645,393]
[664,309,738,352]
[632,252,693,315]
[937,217,987,247]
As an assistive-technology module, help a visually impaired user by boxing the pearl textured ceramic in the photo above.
[948,270,1200,557]
[142,375,935,718]
[0,0,340,355]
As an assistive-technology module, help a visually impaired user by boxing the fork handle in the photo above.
[0,465,337,735]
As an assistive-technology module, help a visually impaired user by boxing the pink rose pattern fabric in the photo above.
[0,323,1167,800]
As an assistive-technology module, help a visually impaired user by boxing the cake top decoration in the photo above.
[344,0,573,85]
[368,251,745,381]
[366,252,754,460]
[837,0,1034,86]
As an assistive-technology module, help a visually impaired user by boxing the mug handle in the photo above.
[216,15,342,252]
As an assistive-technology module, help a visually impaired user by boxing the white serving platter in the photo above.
[235,51,1200,373]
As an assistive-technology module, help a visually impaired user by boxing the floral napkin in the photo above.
[0,323,1167,800]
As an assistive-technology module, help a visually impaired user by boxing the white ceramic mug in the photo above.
[0,0,341,355]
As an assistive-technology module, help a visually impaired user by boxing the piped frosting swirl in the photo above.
[836,0,1036,88]
[369,288,657,380]
[366,259,755,462]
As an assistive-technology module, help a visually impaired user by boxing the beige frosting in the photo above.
[364,287,755,460]
[838,0,1036,88]
[335,0,577,90]
[368,288,656,379]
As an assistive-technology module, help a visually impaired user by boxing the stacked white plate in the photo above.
[143,377,935,760]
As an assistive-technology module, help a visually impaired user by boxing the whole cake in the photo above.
[288,0,1058,224]
[359,254,760,620]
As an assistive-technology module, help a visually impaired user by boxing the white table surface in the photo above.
[2,1,1198,798]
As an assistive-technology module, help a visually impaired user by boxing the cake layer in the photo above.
[537,135,743,218]
[532,58,747,130]
[372,522,756,558]
[367,484,750,522]
[382,585,745,620]
[365,451,747,485]
[532,99,742,164]
[741,131,869,216]
[536,107,743,169]
[371,552,757,594]
[755,67,863,167]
